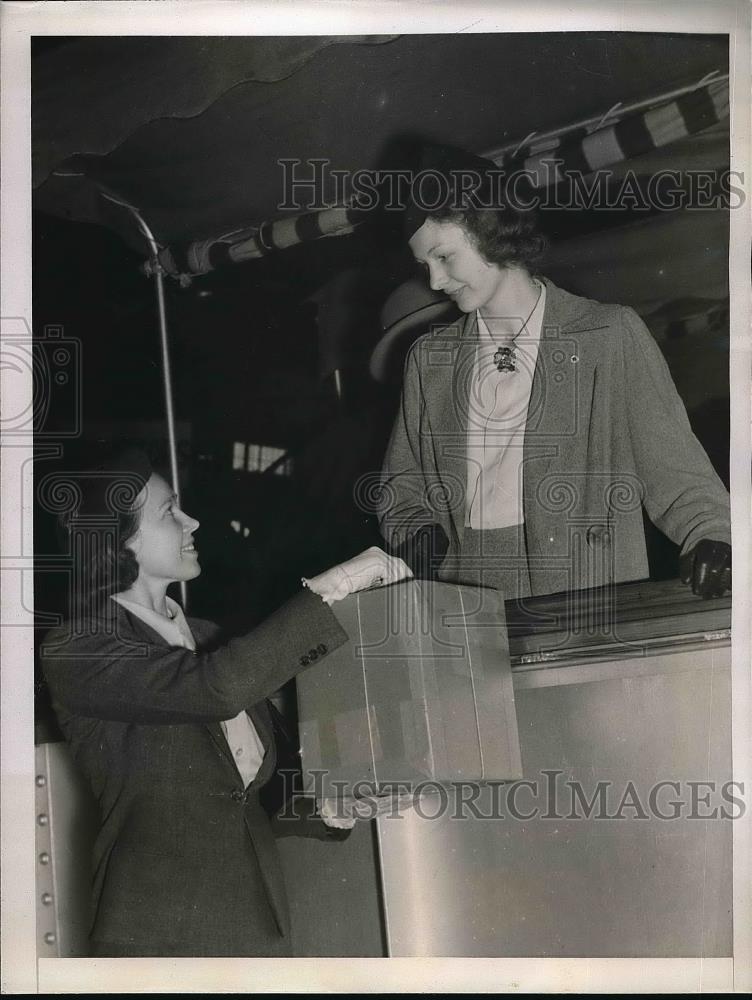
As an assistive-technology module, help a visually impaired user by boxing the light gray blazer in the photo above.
[379,278,730,596]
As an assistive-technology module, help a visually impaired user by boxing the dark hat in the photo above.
[404,142,503,241]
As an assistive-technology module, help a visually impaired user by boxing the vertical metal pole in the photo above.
[152,267,181,502]
[332,368,343,401]
[101,193,187,607]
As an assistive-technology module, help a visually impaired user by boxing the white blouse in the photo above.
[465,280,546,530]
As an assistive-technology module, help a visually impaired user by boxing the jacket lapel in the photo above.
[111,600,277,787]
[432,295,592,546]
[425,311,478,547]
[204,720,241,774]
[523,279,604,525]
[427,295,593,547]
[247,702,277,787]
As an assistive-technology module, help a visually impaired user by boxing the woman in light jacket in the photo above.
[379,143,731,601]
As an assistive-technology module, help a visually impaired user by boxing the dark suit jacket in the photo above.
[41,589,348,957]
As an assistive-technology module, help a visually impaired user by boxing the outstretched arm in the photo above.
[621,307,731,596]
[43,589,347,725]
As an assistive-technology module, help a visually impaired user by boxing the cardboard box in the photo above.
[297,579,522,798]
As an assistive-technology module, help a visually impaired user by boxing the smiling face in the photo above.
[408,218,510,315]
[125,473,201,588]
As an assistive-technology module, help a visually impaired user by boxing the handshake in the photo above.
[302,545,413,606]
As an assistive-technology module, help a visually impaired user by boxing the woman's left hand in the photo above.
[679,538,731,598]
[319,790,418,828]
[303,546,413,605]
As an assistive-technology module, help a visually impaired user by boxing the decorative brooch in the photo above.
[493,346,516,373]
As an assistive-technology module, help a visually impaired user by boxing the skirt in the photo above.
[441,523,532,601]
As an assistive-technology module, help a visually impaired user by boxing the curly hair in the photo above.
[404,142,548,271]
[64,506,142,617]
[426,202,548,272]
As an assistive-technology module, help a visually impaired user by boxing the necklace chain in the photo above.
[492,282,542,373]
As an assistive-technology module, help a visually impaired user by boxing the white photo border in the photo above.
[2,0,750,993]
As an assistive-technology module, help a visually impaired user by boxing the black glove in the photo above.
[679,539,731,599]
[391,523,449,580]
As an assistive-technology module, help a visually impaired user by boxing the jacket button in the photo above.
[317,643,327,655]
[300,655,310,667]
[230,789,244,802]
[308,648,319,661]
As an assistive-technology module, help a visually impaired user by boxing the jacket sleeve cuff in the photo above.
[679,523,732,556]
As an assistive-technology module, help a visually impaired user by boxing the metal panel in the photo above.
[276,822,386,957]
[34,736,386,958]
[376,643,732,956]
[34,743,98,957]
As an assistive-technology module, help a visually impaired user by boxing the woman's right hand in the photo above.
[302,546,412,605]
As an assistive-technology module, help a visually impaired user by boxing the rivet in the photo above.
[44,932,56,945]
[37,814,48,826]
[39,852,50,865]
[41,892,53,906]
[35,775,46,787]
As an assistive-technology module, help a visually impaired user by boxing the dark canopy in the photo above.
[31,30,732,640]
[33,33,728,251]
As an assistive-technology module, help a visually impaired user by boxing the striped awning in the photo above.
[152,205,368,283]
[503,77,728,188]
[152,76,729,282]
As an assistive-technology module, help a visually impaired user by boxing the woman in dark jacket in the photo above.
[41,448,410,957]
